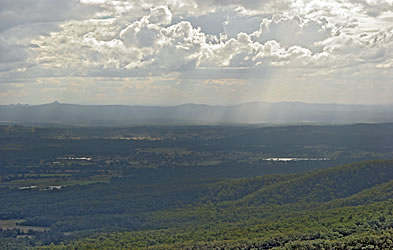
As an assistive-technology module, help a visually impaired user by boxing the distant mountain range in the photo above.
[1,101,393,125]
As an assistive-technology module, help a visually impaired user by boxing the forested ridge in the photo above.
[38,160,393,249]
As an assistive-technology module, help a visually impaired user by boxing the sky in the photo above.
[0,0,393,106]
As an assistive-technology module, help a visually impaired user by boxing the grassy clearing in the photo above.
[0,220,48,233]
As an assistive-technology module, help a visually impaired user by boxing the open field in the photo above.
[0,220,48,233]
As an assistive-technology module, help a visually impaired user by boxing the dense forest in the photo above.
[0,124,392,248]
[40,160,393,249]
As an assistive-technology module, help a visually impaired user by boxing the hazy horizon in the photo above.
[3,100,393,107]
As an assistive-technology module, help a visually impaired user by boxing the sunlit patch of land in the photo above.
[107,136,164,141]
[264,157,330,161]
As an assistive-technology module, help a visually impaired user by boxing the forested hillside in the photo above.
[39,160,393,249]
[0,125,392,249]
